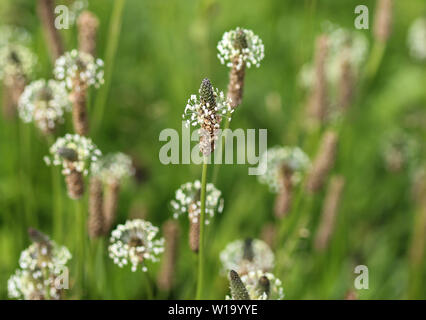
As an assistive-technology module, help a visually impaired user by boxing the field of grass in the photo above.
[0,0,425,300]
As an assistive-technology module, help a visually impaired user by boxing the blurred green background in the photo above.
[0,0,425,299]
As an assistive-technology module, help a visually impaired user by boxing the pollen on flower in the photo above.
[220,239,274,276]
[91,152,134,185]
[217,27,265,70]
[18,79,71,133]
[258,146,310,193]
[46,133,102,176]
[170,180,224,225]
[108,219,165,272]
[53,49,104,91]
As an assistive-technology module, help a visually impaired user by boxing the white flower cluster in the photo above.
[407,17,426,61]
[8,237,72,300]
[220,239,274,276]
[0,44,36,82]
[54,49,104,91]
[258,146,310,193]
[299,24,368,88]
[44,133,102,175]
[18,79,71,132]
[217,27,265,70]
[108,219,165,272]
[183,87,233,128]
[91,152,134,185]
[170,180,224,225]
[240,271,284,300]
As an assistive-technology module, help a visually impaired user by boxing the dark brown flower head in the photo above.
[229,270,250,300]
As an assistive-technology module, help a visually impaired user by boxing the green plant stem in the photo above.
[92,0,126,134]
[365,41,386,82]
[48,135,63,242]
[196,157,208,300]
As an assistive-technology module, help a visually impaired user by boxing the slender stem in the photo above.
[365,41,386,82]
[47,133,63,242]
[196,157,208,300]
[75,198,86,297]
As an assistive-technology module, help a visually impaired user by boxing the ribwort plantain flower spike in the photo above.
[54,49,105,93]
[228,270,250,300]
[218,27,264,109]
[8,229,71,300]
[171,180,223,252]
[0,25,35,118]
[229,271,284,300]
[217,27,264,70]
[220,239,274,276]
[45,134,101,199]
[0,44,36,83]
[171,180,224,225]
[91,152,134,233]
[54,49,104,135]
[18,79,71,134]
[258,146,310,216]
[108,219,165,272]
[183,78,233,156]
[306,131,338,193]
